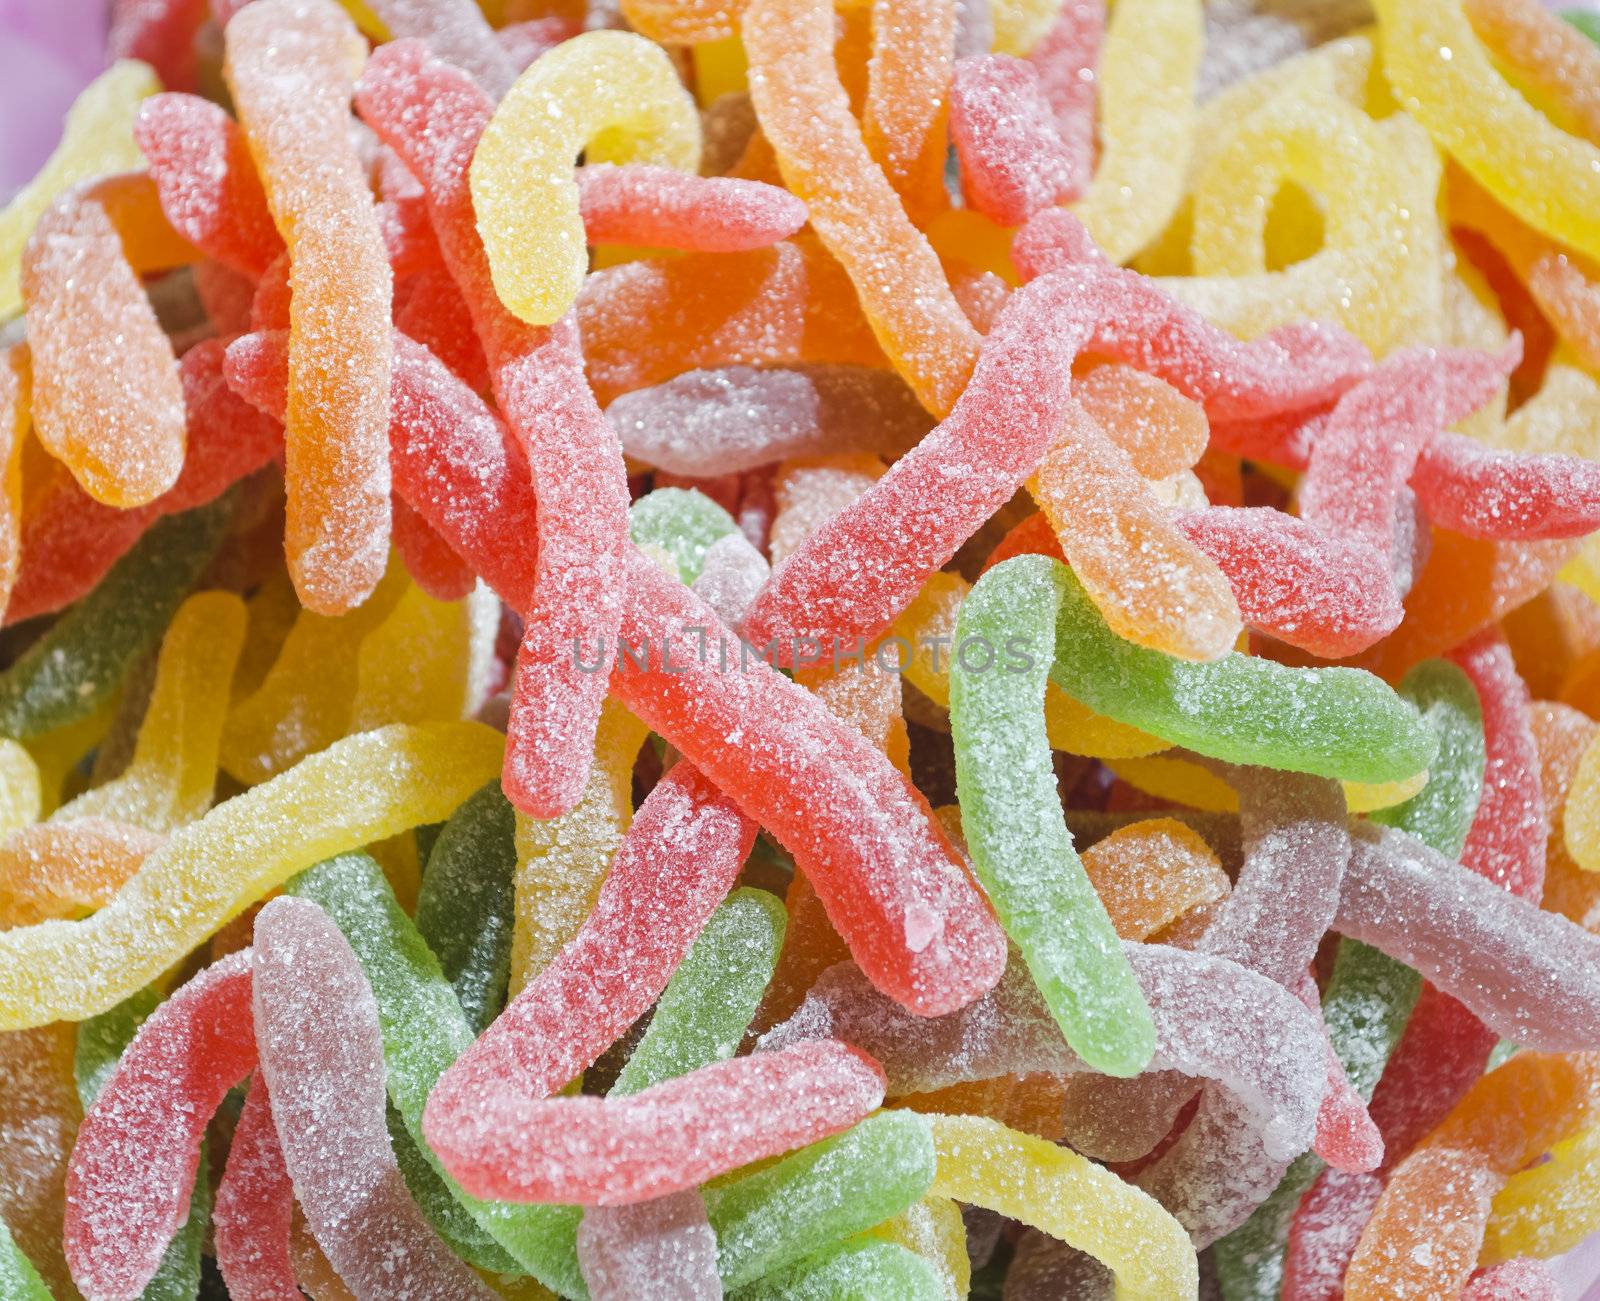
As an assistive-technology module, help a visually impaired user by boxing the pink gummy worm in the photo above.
[65,951,257,1301]
[611,545,1010,1017]
[252,896,498,1301]
[576,163,808,252]
[429,1040,886,1206]
[355,38,630,820]
[1462,1258,1563,1300]
[576,1191,722,1301]
[1292,970,1384,1174]
[950,55,1080,227]
[428,760,755,1118]
[212,1077,300,1301]
[1413,431,1600,541]
[1297,341,1523,557]
[1026,0,1102,199]
[134,93,284,277]
[741,259,1369,656]
[1282,1167,1384,1301]
[7,336,282,626]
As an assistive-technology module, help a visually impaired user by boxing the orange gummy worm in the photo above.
[225,0,393,615]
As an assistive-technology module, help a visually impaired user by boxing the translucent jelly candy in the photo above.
[252,896,498,1300]
[1411,433,1600,541]
[213,1078,300,1301]
[949,555,1156,1076]
[577,1190,721,1300]
[0,499,230,740]
[950,55,1078,227]
[0,60,160,321]
[604,365,932,478]
[225,0,394,614]
[469,32,701,328]
[22,177,190,509]
[0,819,163,927]
[65,951,254,1299]
[134,93,284,277]
[862,0,957,227]
[0,346,30,624]
[577,164,807,252]
[0,722,502,1029]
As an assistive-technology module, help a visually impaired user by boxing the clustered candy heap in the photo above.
[0,0,1599,1295]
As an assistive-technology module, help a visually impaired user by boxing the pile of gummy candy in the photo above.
[2,0,1600,1294]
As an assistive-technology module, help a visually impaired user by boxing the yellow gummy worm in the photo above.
[1566,729,1600,873]
[350,580,499,731]
[992,0,1065,56]
[54,591,246,834]
[927,1114,1198,1299]
[893,571,1167,760]
[27,696,119,817]
[864,1196,971,1300]
[511,700,651,992]
[1164,75,1442,351]
[1373,0,1600,263]
[220,556,408,784]
[1112,753,1431,815]
[1481,1122,1600,1264]
[0,721,504,1029]
[0,60,160,320]
[0,346,29,624]
[472,30,702,327]
[0,739,40,842]
[1070,0,1202,265]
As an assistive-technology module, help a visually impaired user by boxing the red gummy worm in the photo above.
[134,94,283,278]
[741,263,1368,656]
[1412,432,1600,541]
[223,328,538,615]
[65,952,257,1301]
[429,761,755,1115]
[1026,0,1103,199]
[429,1040,885,1206]
[212,1077,299,1301]
[576,163,808,252]
[356,38,629,820]
[611,546,1009,1016]
[8,338,282,626]
[950,55,1079,227]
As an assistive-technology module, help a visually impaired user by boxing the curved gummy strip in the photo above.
[413,781,517,1036]
[0,499,229,740]
[1482,1123,1600,1265]
[0,722,502,1030]
[470,31,700,327]
[1036,555,1435,783]
[728,1238,943,1300]
[928,1114,1197,1300]
[704,1109,936,1289]
[0,818,163,926]
[603,365,932,478]
[1179,507,1403,658]
[1412,432,1600,541]
[213,1078,299,1301]
[65,952,255,1301]
[862,0,956,226]
[286,853,586,1296]
[612,545,1009,1018]
[225,0,393,614]
[358,40,631,818]
[741,266,1365,657]
[428,760,754,1117]
[252,897,498,1300]
[363,0,515,96]
[745,0,979,415]
[55,590,245,833]
[1212,659,1486,1296]
[0,346,24,626]
[950,54,1077,227]
[1078,817,1230,941]
[613,888,787,1096]
[9,335,280,627]
[628,487,740,587]
[430,1040,884,1206]
[1335,823,1600,1051]
[0,60,159,320]
[224,328,539,615]
[1375,0,1600,262]
[578,164,806,251]
[134,93,284,277]
[950,555,1155,1076]
[1026,0,1102,198]
[762,947,1326,1160]
[22,178,188,509]
[75,985,214,1300]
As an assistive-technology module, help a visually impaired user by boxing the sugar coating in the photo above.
[862,0,958,227]
[578,1191,723,1300]
[1024,0,1102,200]
[729,1237,944,1299]
[577,164,807,252]
[950,55,1077,226]
[1414,432,1600,540]
[251,897,498,1300]
[212,1078,300,1301]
